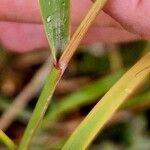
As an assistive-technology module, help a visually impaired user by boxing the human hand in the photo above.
[0,0,149,52]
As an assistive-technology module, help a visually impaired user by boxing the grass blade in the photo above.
[62,52,150,149]
[18,67,62,150]
[0,130,16,150]
[39,0,70,61]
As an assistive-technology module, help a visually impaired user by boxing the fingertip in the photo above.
[0,0,41,23]
[104,0,150,38]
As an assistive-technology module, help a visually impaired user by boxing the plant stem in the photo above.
[0,130,16,150]
[62,52,150,149]
[18,66,62,150]
[18,0,108,149]
[59,0,108,66]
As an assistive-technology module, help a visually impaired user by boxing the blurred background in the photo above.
[0,40,150,150]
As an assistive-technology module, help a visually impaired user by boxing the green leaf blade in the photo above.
[39,0,70,61]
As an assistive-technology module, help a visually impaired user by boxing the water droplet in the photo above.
[48,1,50,5]
[47,16,51,23]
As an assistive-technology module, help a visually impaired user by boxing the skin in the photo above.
[0,0,150,52]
